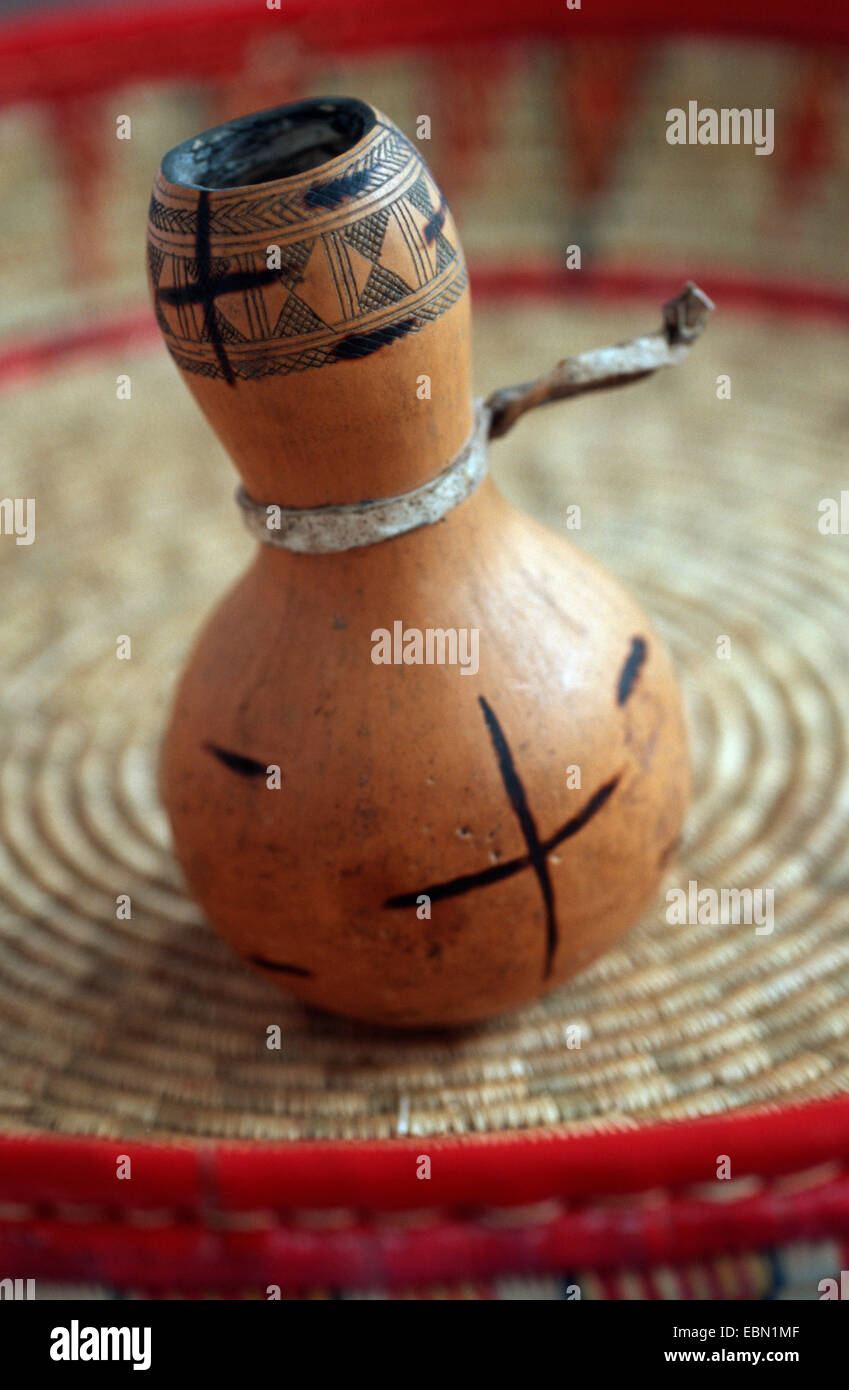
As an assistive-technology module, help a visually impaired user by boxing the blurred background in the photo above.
[1,0,849,1301]
[1,2,847,334]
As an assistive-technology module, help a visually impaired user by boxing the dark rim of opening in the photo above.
[160,97,376,191]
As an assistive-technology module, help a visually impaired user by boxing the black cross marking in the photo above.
[385,695,621,979]
[155,190,280,387]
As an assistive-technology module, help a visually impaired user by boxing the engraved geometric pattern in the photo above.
[276,237,315,283]
[166,265,468,381]
[273,293,327,338]
[147,242,169,334]
[357,263,413,313]
[341,208,390,262]
[201,306,248,345]
[406,174,437,217]
[147,242,165,286]
[434,231,456,275]
[148,118,467,379]
[149,128,416,237]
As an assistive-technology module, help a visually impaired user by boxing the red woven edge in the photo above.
[2,1095,849,1214]
[470,266,849,322]
[1,1148,848,1292]
[0,0,845,109]
[2,265,848,393]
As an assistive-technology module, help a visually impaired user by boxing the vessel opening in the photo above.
[161,98,376,190]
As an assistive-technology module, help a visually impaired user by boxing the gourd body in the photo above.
[162,491,688,1026]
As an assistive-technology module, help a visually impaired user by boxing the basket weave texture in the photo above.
[2,298,848,1142]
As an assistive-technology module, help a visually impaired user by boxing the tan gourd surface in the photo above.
[148,98,689,1026]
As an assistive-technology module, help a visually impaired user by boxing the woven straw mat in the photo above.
[2,298,849,1141]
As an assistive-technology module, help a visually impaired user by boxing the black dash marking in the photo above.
[384,696,622,981]
[156,269,281,308]
[204,742,267,778]
[385,851,533,909]
[617,636,648,706]
[544,776,620,853]
[251,955,314,978]
[423,198,447,244]
[303,168,371,209]
[333,316,419,361]
[478,696,557,979]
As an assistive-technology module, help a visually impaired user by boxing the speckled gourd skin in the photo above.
[160,481,688,1027]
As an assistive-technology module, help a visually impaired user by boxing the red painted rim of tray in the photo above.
[0,0,845,113]
[1,1095,849,1214]
[1,1156,848,1293]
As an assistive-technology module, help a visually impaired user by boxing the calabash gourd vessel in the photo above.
[147,97,705,1027]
